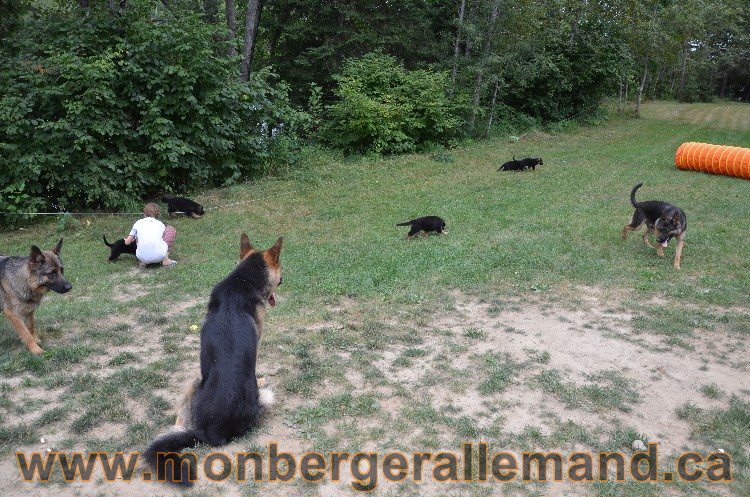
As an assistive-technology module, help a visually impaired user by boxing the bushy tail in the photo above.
[630,182,644,207]
[396,220,413,226]
[102,235,113,247]
[143,429,204,487]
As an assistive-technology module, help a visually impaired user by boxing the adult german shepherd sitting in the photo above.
[0,239,72,354]
[144,234,282,486]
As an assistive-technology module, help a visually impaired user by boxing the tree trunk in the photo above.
[469,0,501,134]
[487,80,499,132]
[226,0,238,57]
[625,78,629,104]
[568,7,584,46]
[240,0,263,81]
[618,76,624,113]
[678,49,688,97]
[719,73,727,99]
[450,0,467,88]
[635,60,648,118]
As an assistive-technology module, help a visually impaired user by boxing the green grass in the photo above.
[0,101,748,495]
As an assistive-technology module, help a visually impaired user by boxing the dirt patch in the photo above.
[1,290,746,496]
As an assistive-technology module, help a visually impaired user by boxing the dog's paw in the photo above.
[259,388,275,407]
[28,343,44,355]
[674,263,681,270]
[257,377,267,388]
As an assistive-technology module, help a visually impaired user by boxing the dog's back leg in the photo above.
[407,227,421,239]
[621,211,645,241]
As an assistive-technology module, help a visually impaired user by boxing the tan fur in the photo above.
[674,233,685,269]
[1,241,68,355]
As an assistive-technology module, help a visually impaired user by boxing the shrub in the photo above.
[0,4,303,221]
[320,53,461,155]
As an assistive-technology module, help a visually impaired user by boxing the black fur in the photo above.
[102,235,136,262]
[143,249,276,485]
[622,182,688,269]
[627,182,687,244]
[397,216,447,237]
[498,156,543,171]
[161,196,205,218]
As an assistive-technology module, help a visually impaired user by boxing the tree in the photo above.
[240,0,263,81]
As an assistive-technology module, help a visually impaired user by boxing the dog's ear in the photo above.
[52,238,63,255]
[671,211,681,224]
[266,237,283,264]
[240,233,255,260]
[30,245,45,264]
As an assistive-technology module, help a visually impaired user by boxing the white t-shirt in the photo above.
[129,217,168,264]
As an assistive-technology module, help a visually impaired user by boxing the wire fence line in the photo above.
[0,199,255,217]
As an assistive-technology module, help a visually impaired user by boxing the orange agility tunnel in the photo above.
[675,142,750,180]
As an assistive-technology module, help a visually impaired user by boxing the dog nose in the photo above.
[62,282,72,293]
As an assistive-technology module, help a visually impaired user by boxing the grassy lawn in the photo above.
[0,101,749,496]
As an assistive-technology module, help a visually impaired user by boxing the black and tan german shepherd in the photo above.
[0,239,72,354]
[143,234,282,486]
[621,182,687,269]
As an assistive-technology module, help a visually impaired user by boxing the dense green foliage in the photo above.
[320,54,461,154]
[0,3,301,216]
[0,0,748,217]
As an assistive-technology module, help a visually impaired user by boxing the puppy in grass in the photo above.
[143,234,283,486]
[621,182,687,269]
[397,216,448,238]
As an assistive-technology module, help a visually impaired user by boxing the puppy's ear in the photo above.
[266,237,283,264]
[671,211,681,224]
[30,245,45,264]
[52,238,63,255]
[240,233,255,260]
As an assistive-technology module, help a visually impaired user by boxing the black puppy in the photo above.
[621,182,687,269]
[397,216,447,238]
[518,156,543,170]
[161,196,205,218]
[498,156,543,171]
[498,156,522,171]
[103,235,136,262]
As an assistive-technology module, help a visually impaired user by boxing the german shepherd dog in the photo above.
[102,235,137,262]
[144,234,282,486]
[621,182,687,269]
[0,239,72,354]
[397,216,448,238]
[162,196,205,218]
[498,156,543,171]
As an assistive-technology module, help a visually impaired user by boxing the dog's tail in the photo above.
[102,235,113,247]
[396,220,413,226]
[143,429,204,487]
[630,182,644,207]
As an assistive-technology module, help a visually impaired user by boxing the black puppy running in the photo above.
[161,196,205,218]
[397,216,447,238]
[498,156,543,171]
[102,235,137,262]
[621,182,687,269]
